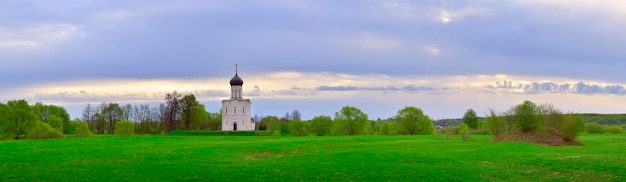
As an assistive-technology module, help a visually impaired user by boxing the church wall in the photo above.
[221,99,253,131]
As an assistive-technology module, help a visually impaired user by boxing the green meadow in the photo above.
[1,133,625,181]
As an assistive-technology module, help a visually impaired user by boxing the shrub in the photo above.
[559,115,585,141]
[39,128,65,139]
[585,122,605,134]
[75,121,92,138]
[604,126,623,134]
[483,110,506,138]
[290,120,308,136]
[115,120,135,137]
[271,130,281,137]
[458,123,470,141]
[513,100,544,132]
[26,121,51,139]
[441,126,456,140]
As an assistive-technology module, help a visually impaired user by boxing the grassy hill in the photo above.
[1,134,625,181]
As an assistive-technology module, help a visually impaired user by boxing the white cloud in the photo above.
[343,33,401,50]
[423,45,440,56]
[0,23,86,48]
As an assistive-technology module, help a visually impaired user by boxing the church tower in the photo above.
[222,64,253,131]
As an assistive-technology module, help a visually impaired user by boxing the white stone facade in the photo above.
[222,70,253,131]
[222,99,252,131]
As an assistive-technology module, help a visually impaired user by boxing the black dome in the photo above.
[230,73,244,86]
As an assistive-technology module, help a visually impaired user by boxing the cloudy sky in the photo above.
[2,0,626,120]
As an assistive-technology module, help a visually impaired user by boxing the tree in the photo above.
[164,91,182,132]
[47,115,63,132]
[310,115,333,136]
[380,122,397,135]
[395,106,435,135]
[180,94,200,130]
[290,120,308,136]
[512,100,543,132]
[291,110,301,121]
[333,106,368,136]
[462,109,479,129]
[103,103,123,134]
[1,100,38,139]
[458,123,470,141]
[74,119,92,138]
[82,104,95,132]
[115,120,135,137]
[483,109,506,138]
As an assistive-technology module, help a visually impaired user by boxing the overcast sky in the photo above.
[2,0,626,120]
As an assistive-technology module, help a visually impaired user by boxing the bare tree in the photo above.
[164,91,182,132]
[82,104,94,129]
[291,110,301,121]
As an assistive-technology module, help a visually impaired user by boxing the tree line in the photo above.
[256,106,437,136]
[81,91,222,134]
[0,100,71,139]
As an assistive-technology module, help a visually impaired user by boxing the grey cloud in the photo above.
[316,85,444,92]
[487,81,626,95]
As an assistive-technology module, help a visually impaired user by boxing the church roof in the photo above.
[230,73,244,86]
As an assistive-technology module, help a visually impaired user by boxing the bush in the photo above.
[75,121,92,138]
[441,126,457,140]
[39,128,65,139]
[458,124,470,141]
[604,126,623,134]
[559,115,585,141]
[26,121,51,139]
[115,120,135,137]
[483,110,506,138]
[585,122,605,134]
[290,120,308,136]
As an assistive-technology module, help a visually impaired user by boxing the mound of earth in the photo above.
[494,128,581,146]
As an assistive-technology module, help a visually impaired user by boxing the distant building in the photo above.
[222,65,253,131]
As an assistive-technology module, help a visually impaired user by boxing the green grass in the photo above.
[1,134,625,181]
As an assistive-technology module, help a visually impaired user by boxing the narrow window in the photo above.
[235,107,237,113]
[243,106,245,113]
[225,107,228,114]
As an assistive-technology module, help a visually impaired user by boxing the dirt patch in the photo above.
[494,128,581,146]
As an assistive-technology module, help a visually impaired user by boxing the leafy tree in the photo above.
[395,106,435,135]
[462,109,479,129]
[47,115,63,132]
[75,119,93,138]
[290,120,308,136]
[180,94,200,130]
[458,123,470,141]
[1,100,38,139]
[512,100,544,132]
[483,109,506,138]
[115,120,135,137]
[380,122,397,135]
[310,115,333,136]
[333,106,368,136]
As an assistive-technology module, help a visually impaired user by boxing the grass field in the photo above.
[1,133,625,181]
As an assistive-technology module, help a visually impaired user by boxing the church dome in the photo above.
[230,73,244,86]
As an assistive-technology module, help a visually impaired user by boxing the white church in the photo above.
[222,65,254,131]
